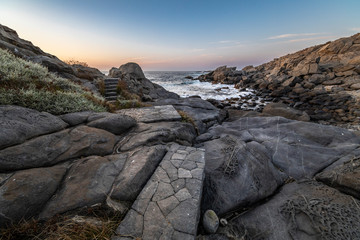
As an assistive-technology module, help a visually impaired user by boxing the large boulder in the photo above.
[39,155,126,219]
[0,126,116,171]
[110,145,167,201]
[201,117,360,215]
[87,114,137,135]
[109,62,179,100]
[316,156,360,199]
[119,62,146,79]
[116,122,196,152]
[0,164,68,226]
[262,102,310,121]
[0,105,68,150]
[217,181,360,240]
[153,97,227,134]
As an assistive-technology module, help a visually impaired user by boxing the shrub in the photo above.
[0,49,107,115]
[177,110,199,135]
[64,59,89,67]
[116,80,140,101]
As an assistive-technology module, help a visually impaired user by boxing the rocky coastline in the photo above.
[1,24,360,240]
[197,33,360,130]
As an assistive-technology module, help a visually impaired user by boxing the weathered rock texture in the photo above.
[0,105,68,150]
[0,24,104,92]
[113,144,205,240]
[108,62,179,101]
[201,116,360,215]
[199,33,360,125]
[216,181,360,240]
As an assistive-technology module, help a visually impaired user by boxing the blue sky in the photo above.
[0,0,359,70]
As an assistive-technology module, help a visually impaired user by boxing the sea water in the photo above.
[144,71,253,101]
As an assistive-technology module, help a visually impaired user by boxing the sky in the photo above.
[0,0,360,71]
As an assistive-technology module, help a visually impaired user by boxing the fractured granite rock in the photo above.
[113,144,205,240]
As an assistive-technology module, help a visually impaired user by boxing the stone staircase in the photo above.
[104,78,119,101]
[112,144,205,240]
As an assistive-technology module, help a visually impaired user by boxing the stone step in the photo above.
[104,78,119,84]
[112,144,205,240]
[105,92,117,97]
[105,91,117,95]
[105,96,118,101]
[105,84,118,88]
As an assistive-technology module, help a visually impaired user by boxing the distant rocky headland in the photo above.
[0,23,360,239]
[198,33,360,129]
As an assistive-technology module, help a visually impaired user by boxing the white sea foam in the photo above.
[145,71,253,101]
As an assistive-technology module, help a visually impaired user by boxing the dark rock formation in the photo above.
[199,33,360,125]
[201,116,360,215]
[216,181,360,240]
[0,105,68,150]
[108,62,179,101]
[0,24,104,93]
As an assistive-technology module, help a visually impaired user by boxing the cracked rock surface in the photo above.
[113,144,205,240]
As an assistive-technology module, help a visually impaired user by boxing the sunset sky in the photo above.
[1,0,359,71]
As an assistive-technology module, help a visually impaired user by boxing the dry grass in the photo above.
[0,207,123,240]
[116,80,140,101]
[63,59,89,67]
[177,110,199,135]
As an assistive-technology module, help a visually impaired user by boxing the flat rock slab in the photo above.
[316,155,360,199]
[116,105,181,123]
[113,144,205,240]
[0,105,67,150]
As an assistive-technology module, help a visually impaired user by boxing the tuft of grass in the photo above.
[177,110,199,135]
[116,80,140,101]
[107,99,150,112]
[63,59,89,67]
[0,207,123,240]
[98,79,106,96]
[0,49,107,115]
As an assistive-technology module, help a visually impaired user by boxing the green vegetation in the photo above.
[0,49,107,115]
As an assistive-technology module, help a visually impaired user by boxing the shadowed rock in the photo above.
[0,105,68,150]
[0,164,68,225]
[0,126,116,171]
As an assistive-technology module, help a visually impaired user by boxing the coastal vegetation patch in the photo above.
[0,49,107,115]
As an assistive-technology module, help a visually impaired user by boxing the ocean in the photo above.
[144,71,253,101]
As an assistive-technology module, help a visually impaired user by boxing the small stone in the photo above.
[178,168,192,178]
[220,218,228,226]
[203,210,219,234]
[175,188,192,202]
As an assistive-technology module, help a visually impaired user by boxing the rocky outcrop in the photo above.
[199,116,360,216]
[108,62,179,101]
[211,180,360,240]
[199,33,360,125]
[153,97,227,134]
[0,105,199,227]
[198,66,242,84]
[0,24,104,93]
[0,105,68,150]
